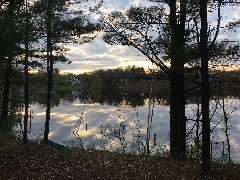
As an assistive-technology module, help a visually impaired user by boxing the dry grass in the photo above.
[0,137,240,180]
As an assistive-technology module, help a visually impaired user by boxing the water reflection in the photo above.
[25,96,171,154]
[29,90,167,108]
[19,90,240,163]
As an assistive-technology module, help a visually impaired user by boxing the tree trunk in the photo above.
[200,0,210,172]
[0,57,13,129]
[0,2,14,130]
[23,0,29,144]
[169,0,186,158]
[44,0,53,144]
[222,98,231,163]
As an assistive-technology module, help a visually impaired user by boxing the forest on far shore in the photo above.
[3,65,239,93]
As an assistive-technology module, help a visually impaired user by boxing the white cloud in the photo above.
[58,1,240,74]
[59,35,157,74]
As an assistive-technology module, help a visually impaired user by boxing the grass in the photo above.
[1,135,240,180]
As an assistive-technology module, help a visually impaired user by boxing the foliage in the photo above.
[29,0,100,70]
[102,5,170,75]
[102,3,240,73]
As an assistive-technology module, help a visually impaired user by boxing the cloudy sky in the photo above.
[58,0,240,74]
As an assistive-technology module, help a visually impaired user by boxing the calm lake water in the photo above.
[16,91,240,163]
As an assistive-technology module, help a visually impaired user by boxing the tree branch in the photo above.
[209,0,222,50]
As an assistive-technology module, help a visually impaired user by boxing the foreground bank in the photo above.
[0,136,240,180]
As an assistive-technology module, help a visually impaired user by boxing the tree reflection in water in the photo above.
[23,89,240,163]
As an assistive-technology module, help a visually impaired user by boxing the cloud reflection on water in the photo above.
[25,98,240,163]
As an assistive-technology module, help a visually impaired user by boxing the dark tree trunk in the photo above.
[23,0,29,144]
[222,98,231,163]
[44,0,53,144]
[169,0,186,158]
[0,57,13,129]
[200,0,210,172]
[196,95,200,159]
[0,2,14,130]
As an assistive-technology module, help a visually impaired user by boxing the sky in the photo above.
[57,0,240,74]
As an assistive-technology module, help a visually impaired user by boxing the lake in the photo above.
[16,90,240,163]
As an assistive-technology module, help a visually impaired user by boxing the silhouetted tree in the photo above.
[200,0,210,172]
[29,0,100,143]
[23,0,30,144]
[0,0,24,129]
[43,0,53,144]
[103,3,187,158]
[169,0,187,158]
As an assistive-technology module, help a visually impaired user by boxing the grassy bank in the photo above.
[1,136,240,180]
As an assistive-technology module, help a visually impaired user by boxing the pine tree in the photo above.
[30,0,100,143]
[0,0,24,129]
